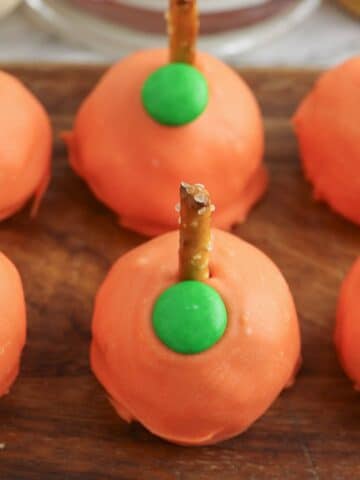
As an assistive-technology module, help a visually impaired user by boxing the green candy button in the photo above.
[142,63,209,126]
[152,281,227,355]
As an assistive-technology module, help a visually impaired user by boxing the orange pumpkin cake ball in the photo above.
[91,183,301,446]
[293,57,360,225]
[64,1,266,236]
[0,254,26,397]
[335,258,360,389]
[0,71,51,220]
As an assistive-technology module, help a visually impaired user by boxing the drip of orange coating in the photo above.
[179,182,213,281]
[0,253,26,398]
[168,0,198,64]
[335,258,360,389]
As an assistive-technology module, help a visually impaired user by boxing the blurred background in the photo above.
[0,0,359,66]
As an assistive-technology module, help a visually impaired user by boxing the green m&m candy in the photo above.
[152,281,227,355]
[142,63,209,126]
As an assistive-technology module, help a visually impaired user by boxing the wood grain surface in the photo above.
[0,65,359,480]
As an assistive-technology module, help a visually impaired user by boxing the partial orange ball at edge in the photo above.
[0,71,51,221]
[293,56,360,225]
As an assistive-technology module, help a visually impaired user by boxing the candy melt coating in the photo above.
[152,281,227,354]
[91,229,300,445]
[64,49,266,236]
[335,258,360,389]
[142,63,209,126]
[0,71,51,220]
[293,57,360,225]
[0,253,26,397]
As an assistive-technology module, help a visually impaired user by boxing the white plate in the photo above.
[114,0,269,13]
[25,0,321,60]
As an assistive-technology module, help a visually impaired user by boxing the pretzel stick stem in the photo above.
[179,182,213,281]
[168,0,198,64]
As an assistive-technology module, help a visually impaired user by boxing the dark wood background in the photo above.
[0,65,359,479]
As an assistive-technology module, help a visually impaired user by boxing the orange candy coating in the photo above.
[293,57,360,225]
[0,253,26,397]
[335,258,360,390]
[0,71,51,220]
[64,50,266,236]
[91,229,300,445]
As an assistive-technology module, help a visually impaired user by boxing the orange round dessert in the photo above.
[0,253,26,397]
[0,71,51,220]
[91,229,300,445]
[64,49,266,236]
[335,258,360,389]
[293,57,360,225]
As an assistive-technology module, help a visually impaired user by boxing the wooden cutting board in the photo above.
[0,65,359,480]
